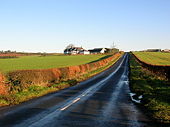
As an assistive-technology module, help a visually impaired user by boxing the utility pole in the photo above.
[111,42,116,49]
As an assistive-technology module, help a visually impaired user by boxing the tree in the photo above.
[108,42,119,53]
[66,44,74,49]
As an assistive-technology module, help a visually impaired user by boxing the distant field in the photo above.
[0,54,109,73]
[133,52,170,66]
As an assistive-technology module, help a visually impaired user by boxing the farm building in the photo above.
[64,46,90,55]
[79,50,90,54]
[145,49,161,52]
[89,48,107,54]
[105,48,119,53]
[64,45,119,55]
[162,49,170,52]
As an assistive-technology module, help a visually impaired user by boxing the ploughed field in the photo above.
[133,52,170,66]
[0,54,109,73]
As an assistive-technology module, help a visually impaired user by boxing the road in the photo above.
[0,53,154,127]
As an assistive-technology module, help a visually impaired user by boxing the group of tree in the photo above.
[0,50,17,54]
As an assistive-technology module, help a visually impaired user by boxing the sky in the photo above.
[0,0,170,53]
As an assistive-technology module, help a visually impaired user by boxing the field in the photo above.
[0,53,122,106]
[133,52,170,65]
[129,53,170,123]
[0,54,109,73]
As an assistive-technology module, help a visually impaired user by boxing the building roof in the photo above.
[89,48,105,52]
[163,49,170,51]
[80,50,89,52]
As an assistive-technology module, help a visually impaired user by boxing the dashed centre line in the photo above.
[73,98,81,103]
[60,98,81,111]
[25,54,127,127]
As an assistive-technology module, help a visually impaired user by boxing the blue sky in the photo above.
[0,0,169,52]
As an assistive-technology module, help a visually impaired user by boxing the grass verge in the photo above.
[0,53,123,106]
[129,53,170,123]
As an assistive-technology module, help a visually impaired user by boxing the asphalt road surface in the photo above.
[0,53,156,127]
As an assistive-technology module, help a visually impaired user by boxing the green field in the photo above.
[0,54,109,73]
[133,52,170,65]
[129,53,170,123]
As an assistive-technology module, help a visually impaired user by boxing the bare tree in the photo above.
[66,44,74,49]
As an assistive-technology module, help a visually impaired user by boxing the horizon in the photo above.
[0,47,168,54]
[0,0,169,53]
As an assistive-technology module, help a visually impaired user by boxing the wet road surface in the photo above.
[0,53,155,127]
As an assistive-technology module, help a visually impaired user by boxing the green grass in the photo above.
[0,53,122,106]
[129,53,170,123]
[0,54,108,73]
[133,52,170,65]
